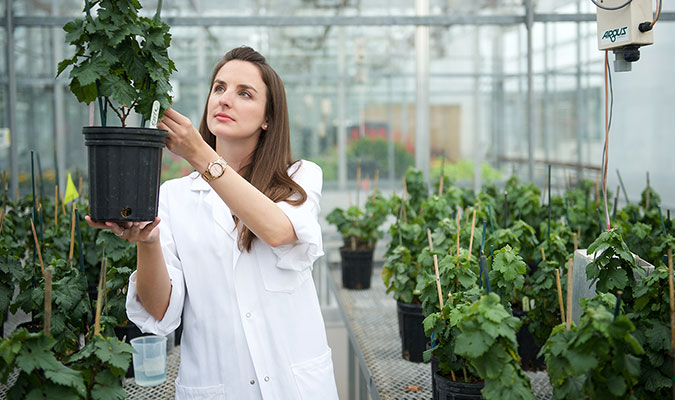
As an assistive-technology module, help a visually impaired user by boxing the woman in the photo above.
[86,46,339,399]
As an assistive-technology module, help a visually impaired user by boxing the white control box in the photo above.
[596,0,654,50]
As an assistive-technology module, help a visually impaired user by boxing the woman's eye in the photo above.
[214,86,224,93]
[240,91,251,98]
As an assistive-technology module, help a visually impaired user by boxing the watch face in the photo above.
[209,162,224,177]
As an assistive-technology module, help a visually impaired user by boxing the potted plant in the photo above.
[424,290,536,400]
[57,0,176,222]
[326,192,389,289]
[540,294,644,400]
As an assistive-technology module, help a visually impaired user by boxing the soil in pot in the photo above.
[397,301,426,362]
[340,247,374,289]
[435,371,484,400]
[512,308,545,371]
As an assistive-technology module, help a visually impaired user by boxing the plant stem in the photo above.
[69,203,76,268]
[30,218,45,276]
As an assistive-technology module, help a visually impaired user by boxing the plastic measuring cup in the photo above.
[130,335,167,386]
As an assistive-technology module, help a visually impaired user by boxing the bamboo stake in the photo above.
[44,268,52,336]
[666,249,675,400]
[555,269,565,324]
[77,176,83,203]
[54,185,58,225]
[30,218,45,276]
[541,247,546,262]
[573,233,578,252]
[94,256,107,337]
[467,209,477,262]
[427,229,445,311]
[0,209,4,233]
[566,258,574,330]
[60,189,66,216]
[69,203,76,268]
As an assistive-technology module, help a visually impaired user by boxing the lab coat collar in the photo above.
[188,171,238,243]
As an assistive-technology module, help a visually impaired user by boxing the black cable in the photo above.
[591,0,633,10]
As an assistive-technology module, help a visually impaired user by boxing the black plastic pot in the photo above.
[83,126,167,222]
[435,372,484,400]
[430,350,440,400]
[397,301,426,362]
[340,247,374,289]
[513,309,545,371]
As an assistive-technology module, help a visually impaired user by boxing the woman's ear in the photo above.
[262,121,269,131]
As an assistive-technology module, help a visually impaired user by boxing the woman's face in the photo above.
[206,60,268,144]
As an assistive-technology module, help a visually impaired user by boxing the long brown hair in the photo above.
[198,46,307,251]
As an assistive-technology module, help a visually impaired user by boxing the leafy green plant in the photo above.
[0,329,87,399]
[57,0,176,126]
[382,244,420,304]
[540,297,644,400]
[629,264,673,398]
[68,334,134,399]
[586,229,645,305]
[488,245,527,306]
[415,248,478,316]
[454,293,536,400]
[326,193,389,249]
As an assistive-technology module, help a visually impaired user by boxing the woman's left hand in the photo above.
[158,108,210,164]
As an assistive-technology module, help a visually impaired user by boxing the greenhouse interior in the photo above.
[1,0,674,399]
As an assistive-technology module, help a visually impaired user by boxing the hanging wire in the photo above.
[600,51,615,231]
[650,0,663,28]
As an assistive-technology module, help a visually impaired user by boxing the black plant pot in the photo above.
[513,309,545,371]
[435,372,484,400]
[429,349,440,400]
[83,126,167,222]
[114,321,146,378]
[340,247,374,289]
[396,301,426,362]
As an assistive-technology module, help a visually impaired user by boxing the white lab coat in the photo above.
[126,160,339,400]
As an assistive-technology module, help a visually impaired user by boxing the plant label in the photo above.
[149,100,160,129]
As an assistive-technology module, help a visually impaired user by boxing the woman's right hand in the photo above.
[84,216,161,244]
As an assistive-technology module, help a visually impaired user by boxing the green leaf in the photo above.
[70,57,110,86]
[606,373,627,396]
[94,337,133,371]
[92,369,126,400]
[44,363,86,397]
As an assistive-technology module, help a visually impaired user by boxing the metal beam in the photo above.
[7,13,675,27]
[526,0,535,182]
[5,0,17,198]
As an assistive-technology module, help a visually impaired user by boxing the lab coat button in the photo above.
[250,379,255,385]
[245,312,251,318]
[264,376,270,382]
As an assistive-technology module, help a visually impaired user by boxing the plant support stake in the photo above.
[467,209,477,262]
[427,229,445,311]
[616,169,630,205]
[30,218,46,276]
[555,268,565,325]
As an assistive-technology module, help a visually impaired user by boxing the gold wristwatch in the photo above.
[201,157,228,182]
